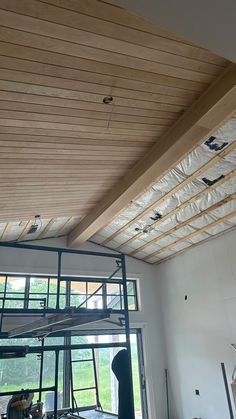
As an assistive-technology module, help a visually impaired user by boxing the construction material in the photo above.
[221,362,234,419]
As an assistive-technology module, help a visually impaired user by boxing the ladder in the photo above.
[70,347,101,413]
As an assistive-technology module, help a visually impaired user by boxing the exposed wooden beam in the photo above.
[124,169,236,255]
[69,64,236,247]
[153,210,236,264]
[105,141,236,247]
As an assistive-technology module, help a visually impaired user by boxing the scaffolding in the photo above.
[0,242,135,419]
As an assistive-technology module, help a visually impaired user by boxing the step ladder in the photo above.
[70,347,101,413]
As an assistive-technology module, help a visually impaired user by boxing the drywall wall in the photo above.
[0,237,166,419]
[113,0,236,63]
[156,228,236,419]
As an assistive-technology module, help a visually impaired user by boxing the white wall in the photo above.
[156,228,236,419]
[0,237,166,419]
[113,0,236,63]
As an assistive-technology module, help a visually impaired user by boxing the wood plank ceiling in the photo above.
[0,0,234,258]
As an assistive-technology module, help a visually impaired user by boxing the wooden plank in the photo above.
[0,80,185,113]
[0,150,145,161]
[108,141,236,247]
[0,118,166,136]
[0,26,218,83]
[68,64,236,247]
[152,209,236,262]
[0,8,224,77]
[128,169,236,255]
[0,43,211,93]
[0,133,153,148]
[0,110,169,131]
[0,125,159,142]
[0,55,201,99]
[0,68,195,107]
[0,0,227,65]
[0,101,175,125]
[0,91,180,119]
[0,139,148,152]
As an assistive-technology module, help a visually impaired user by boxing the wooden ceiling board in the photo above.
[0,0,231,249]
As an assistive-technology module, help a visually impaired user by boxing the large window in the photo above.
[0,274,138,312]
[0,331,146,419]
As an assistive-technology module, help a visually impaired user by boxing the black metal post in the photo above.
[63,281,71,408]
[54,350,59,418]
[92,348,101,408]
[165,369,170,419]
[0,275,7,332]
[56,252,62,309]
[39,339,44,401]
[121,253,135,418]
[24,276,30,309]
[221,362,234,419]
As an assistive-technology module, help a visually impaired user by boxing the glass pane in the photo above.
[4,294,25,308]
[42,350,64,408]
[74,389,96,408]
[128,296,136,310]
[127,281,135,295]
[72,361,94,390]
[71,348,92,362]
[87,295,103,309]
[6,277,26,293]
[0,276,6,293]
[87,283,101,294]
[48,294,56,308]
[0,354,40,392]
[49,278,59,295]
[30,277,48,293]
[70,294,85,307]
[107,283,120,295]
[28,295,47,309]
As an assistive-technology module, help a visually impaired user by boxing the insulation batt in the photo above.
[92,118,236,260]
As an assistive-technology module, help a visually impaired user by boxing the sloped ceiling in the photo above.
[92,118,236,264]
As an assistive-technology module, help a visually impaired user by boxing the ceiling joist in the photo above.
[69,63,236,247]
